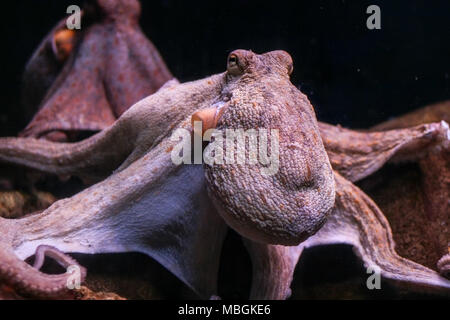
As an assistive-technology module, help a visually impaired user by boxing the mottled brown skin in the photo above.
[20,0,172,142]
[0,50,449,299]
[205,50,335,245]
[359,102,450,278]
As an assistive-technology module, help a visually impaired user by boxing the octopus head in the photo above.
[192,50,335,245]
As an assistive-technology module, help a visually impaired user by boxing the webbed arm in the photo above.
[319,121,449,182]
[0,124,227,298]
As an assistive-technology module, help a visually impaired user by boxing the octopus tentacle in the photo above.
[320,121,449,182]
[32,245,82,271]
[0,121,135,182]
[0,74,225,182]
[0,241,86,298]
[0,124,227,298]
[299,172,450,293]
[243,239,303,300]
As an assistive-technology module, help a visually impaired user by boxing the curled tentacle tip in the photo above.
[437,254,450,279]
[33,244,87,282]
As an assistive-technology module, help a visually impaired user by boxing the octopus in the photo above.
[0,47,448,299]
[20,0,172,142]
[0,0,172,220]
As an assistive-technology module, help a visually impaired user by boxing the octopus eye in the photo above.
[227,54,243,76]
[228,54,238,65]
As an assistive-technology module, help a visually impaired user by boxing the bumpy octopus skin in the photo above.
[0,50,449,299]
[204,50,335,245]
[20,0,172,142]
